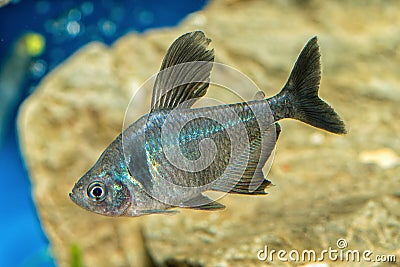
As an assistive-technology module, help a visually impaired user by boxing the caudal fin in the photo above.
[278,37,346,134]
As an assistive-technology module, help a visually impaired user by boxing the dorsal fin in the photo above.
[150,31,215,111]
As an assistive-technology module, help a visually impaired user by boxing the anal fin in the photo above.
[212,171,272,195]
[211,125,277,195]
[181,194,225,210]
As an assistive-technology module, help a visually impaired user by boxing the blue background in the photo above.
[0,0,206,266]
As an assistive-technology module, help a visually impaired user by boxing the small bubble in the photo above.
[46,18,67,35]
[99,19,116,37]
[30,59,47,78]
[66,21,81,36]
[137,10,154,26]
[68,9,82,21]
[35,0,50,14]
[81,1,94,16]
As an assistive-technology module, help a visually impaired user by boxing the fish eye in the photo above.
[87,181,107,202]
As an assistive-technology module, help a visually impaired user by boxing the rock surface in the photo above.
[18,0,400,266]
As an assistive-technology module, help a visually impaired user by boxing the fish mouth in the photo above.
[69,192,77,203]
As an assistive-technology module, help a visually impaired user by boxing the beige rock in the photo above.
[18,0,400,266]
[359,148,400,169]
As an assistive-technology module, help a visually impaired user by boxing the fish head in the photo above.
[69,162,132,217]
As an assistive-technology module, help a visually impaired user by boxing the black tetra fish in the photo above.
[70,31,346,216]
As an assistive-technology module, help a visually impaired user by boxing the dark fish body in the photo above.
[70,31,346,217]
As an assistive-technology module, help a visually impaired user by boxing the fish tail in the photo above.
[269,37,346,134]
